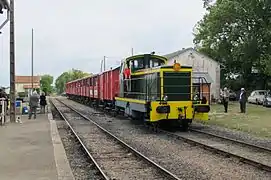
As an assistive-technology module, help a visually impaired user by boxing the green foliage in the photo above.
[40,75,54,95]
[55,69,91,94]
[195,0,271,90]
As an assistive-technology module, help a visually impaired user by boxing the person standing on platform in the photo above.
[28,91,39,119]
[239,88,247,113]
[222,87,230,113]
[40,92,47,114]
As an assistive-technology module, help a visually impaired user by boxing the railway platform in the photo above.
[0,112,74,180]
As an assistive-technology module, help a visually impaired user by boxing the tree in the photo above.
[40,74,54,95]
[55,69,90,94]
[194,0,271,89]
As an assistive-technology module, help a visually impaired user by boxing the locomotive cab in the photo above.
[119,54,167,98]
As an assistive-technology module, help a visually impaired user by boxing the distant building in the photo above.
[164,48,221,100]
[15,76,41,95]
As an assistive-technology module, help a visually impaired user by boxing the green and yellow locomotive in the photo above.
[114,53,210,130]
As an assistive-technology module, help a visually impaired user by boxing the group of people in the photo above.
[220,87,247,113]
[1,89,48,121]
[28,91,47,119]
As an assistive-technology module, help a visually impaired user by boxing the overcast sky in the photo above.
[0,0,206,87]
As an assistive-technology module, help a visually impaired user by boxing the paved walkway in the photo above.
[0,112,74,180]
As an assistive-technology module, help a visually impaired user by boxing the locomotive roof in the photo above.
[126,54,167,62]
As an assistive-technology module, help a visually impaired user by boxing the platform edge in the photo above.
[48,108,75,180]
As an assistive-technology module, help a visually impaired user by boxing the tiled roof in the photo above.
[15,76,41,84]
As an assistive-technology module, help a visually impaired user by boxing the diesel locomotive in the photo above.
[66,53,210,131]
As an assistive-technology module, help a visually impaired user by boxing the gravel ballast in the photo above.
[52,107,103,180]
[191,122,271,149]
[53,100,173,180]
[60,98,271,180]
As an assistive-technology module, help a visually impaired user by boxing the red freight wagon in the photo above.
[101,67,120,101]
[71,82,75,95]
[89,75,99,99]
[85,77,91,98]
[83,78,87,97]
[98,73,104,100]
[81,79,85,97]
[80,79,84,97]
[76,81,80,95]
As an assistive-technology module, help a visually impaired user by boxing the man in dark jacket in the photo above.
[222,87,230,113]
[40,92,47,114]
[239,88,247,113]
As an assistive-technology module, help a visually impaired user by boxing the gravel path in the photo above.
[191,122,271,149]
[60,98,271,180]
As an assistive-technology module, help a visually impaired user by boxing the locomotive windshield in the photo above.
[126,55,166,72]
[150,58,165,68]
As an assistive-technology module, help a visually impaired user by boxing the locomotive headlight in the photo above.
[163,95,168,102]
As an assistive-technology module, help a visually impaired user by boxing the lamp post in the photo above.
[31,28,34,94]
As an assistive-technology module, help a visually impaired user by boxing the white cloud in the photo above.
[0,0,206,86]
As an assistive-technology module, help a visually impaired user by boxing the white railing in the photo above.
[0,98,6,125]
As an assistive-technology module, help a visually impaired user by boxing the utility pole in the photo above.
[31,28,34,93]
[103,56,106,71]
[100,59,103,72]
[131,48,134,56]
[9,0,15,123]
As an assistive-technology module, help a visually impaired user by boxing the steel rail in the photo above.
[190,128,271,153]
[158,129,271,173]
[59,97,271,173]
[50,99,109,180]
[55,98,181,180]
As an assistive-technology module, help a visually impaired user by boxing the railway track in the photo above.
[52,98,181,180]
[161,128,271,172]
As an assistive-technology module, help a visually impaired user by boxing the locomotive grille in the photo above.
[163,72,191,101]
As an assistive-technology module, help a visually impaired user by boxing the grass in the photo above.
[197,102,271,138]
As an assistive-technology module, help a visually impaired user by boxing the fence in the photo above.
[0,98,7,125]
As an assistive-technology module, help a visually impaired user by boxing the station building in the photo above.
[15,76,41,96]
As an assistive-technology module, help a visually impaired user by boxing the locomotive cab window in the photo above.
[150,58,165,68]
[130,58,144,71]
